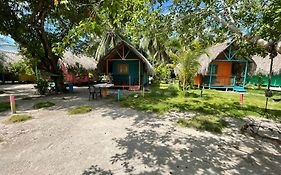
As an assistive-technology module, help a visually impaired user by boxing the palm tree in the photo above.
[170,40,203,90]
[139,35,171,67]
[94,31,127,61]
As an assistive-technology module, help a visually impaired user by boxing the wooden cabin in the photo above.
[59,51,97,84]
[194,42,254,92]
[97,40,154,90]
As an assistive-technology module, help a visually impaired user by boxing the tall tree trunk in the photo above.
[34,7,65,93]
[49,56,65,92]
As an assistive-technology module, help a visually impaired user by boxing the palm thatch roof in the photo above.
[0,50,96,71]
[0,51,23,67]
[251,54,281,75]
[97,33,154,75]
[61,51,97,70]
[197,42,231,75]
[197,42,258,75]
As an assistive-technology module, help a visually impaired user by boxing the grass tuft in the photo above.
[33,101,55,109]
[177,116,228,134]
[0,102,10,112]
[68,105,93,115]
[9,114,32,123]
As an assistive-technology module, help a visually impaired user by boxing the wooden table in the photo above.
[93,83,114,97]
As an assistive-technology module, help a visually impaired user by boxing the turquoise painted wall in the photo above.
[112,60,148,85]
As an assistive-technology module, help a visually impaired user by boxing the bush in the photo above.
[154,65,171,83]
[35,79,49,95]
[9,114,32,123]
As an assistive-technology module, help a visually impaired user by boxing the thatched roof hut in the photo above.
[0,51,97,71]
[197,42,257,76]
[97,40,154,75]
[251,54,281,75]
[197,42,230,75]
[0,51,23,67]
[61,51,97,71]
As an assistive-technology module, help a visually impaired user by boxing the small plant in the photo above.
[35,79,49,95]
[68,105,93,115]
[256,72,265,89]
[167,84,179,96]
[177,116,228,134]
[0,102,10,112]
[33,101,55,109]
[9,114,32,123]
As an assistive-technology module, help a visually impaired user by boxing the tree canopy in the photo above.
[0,0,280,91]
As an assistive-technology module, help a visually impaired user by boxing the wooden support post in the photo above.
[106,60,108,75]
[138,60,141,87]
[242,61,248,87]
[124,50,130,59]
[209,64,213,89]
[117,89,120,101]
[10,95,16,114]
[35,63,38,81]
[240,93,244,105]
[122,45,125,59]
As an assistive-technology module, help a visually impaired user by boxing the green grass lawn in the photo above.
[0,102,10,112]
[120,84,281,121]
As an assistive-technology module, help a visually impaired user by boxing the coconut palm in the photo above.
[94,31,128,61]
[139,35,171,67]
[170,40,203,90]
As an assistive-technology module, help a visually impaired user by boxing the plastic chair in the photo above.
[88,86,102,100]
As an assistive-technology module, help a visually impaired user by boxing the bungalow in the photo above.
[59,51,97,84]
[97,37,154,90]
[0,51,35,83]
[0,50,97,84]
[194,42,254,92]
[248,54,281,87]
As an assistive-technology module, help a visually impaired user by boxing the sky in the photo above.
[0,35,18,53]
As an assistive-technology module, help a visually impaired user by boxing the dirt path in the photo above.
[0,85,281,175]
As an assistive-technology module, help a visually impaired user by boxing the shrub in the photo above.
[154,65,171,83]
[9,114,32,123]
[35,79,49,95]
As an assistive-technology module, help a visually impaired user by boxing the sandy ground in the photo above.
[0,84,281,175]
